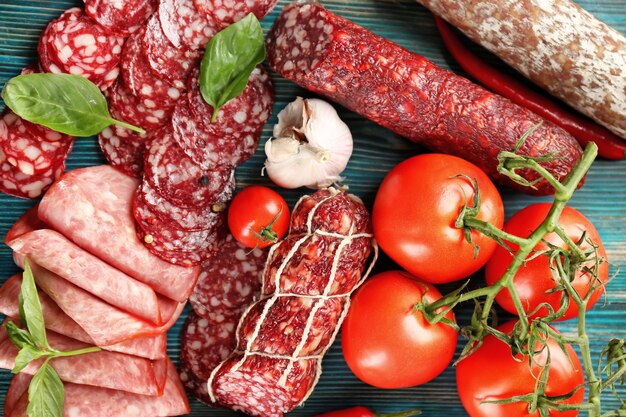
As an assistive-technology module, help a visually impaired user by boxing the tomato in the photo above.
[373,154,504,284]
[228,186,290,249]
[485,203,608,321]
[342,271,458,389]
[456,321,584,417]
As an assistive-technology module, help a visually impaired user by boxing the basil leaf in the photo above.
[13,346,49,374]
[19,260,49,350]
[2,73,145,136]
[200,13,265,123]
[27,361,64,417]
[4,321,36,350]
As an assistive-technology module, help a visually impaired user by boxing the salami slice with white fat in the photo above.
[143,15,201,89]
[2,108,70,143]
[133,187,226,267]
[108,79,172,130]
[98,124,149,179]
[159,0,218,49]
[0,111,73,176]
[190,234,265,324]
[180,312,237,404]
[139,180,230,232]
[39,8,124,89]
[194,0,279,29]
[121,29,182,110]
[84,0,157,36]
[144,126,236,208]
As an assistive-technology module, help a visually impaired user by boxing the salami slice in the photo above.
[159,0,218,49]
[190,234,265,323]
[98,124,149,179]
[0,111,73,176]
[180,312,237,404]
[121,29,182,110]
[2,108,70,143]
[84,0,157,36]
[40,8,124,88]
[144,126,236,208]
[108,79,172,130]
[143,15,201,89]
[140,180,229,232]
[134,187,226,266]
[194,0,278,29]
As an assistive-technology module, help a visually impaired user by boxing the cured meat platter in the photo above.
[0,0,625,416]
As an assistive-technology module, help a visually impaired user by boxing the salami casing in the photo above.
[266,2,584,195]
[209,188,377,417]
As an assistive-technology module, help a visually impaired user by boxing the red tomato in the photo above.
[485,203,608,321]
[373,154,504,284]
[456,321,584,417]
[342,271,458,389]
[228,186,290,249]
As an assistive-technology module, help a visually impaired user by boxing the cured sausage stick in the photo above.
[416,0,626,140]
[266,1,583,196]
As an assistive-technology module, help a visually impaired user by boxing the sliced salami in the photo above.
[190,233,265,324]
[159,0,218,50]
[194,0,278,29]
[143,15,201,89]
[144,126,236,208]
[84,0,157,36]
[180,312,237,404]
[108,79,172,130]
[121,29,182,110]
[139,180,229,231]
[2,109,70,144]
[40,8,124,88]
[98,124,149,179]
[0,158,65,200]
[0,111,72,176]
[133,187,226,266]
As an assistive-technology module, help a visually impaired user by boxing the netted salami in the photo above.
[190,234,265,323]
[139,180,229,232]
[194,0,278,29]
[108,79,172,130]
[84,0,157,36]
[159,0,217,49]
[144,127,236,208]
[180,312,237,405]
[40,8,124,89]
[143,15,201,89]
[133,187,227,266]
[173,66,273,170]
[98,124,149,179]
[121,29,182,111]
[208,188,378,417]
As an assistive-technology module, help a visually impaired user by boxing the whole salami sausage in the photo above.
[266,2,584,195]
[416,0,626,140]
[208,188,377,417]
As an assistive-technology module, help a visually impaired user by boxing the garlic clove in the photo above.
[273,96,305,139]
[265,136,300,162]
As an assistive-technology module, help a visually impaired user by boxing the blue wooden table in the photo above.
[1,1,625,415]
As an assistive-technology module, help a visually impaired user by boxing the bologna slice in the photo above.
[38,165,200,302]
[0,324,167,396]
[0,275,166,360]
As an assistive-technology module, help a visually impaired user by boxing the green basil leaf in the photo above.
[2,73,145,136]
[13,346,49,374]
[27,361,64,417]
[4,321,36,350]
[200,13,265,123]
[19,260,49,350]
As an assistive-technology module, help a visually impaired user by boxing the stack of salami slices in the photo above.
[1,165,196,416]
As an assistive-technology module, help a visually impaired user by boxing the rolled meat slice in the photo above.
[19,262,184,346]
[9,229,176,325]
[266,1,584,195]
[8,358,189,417]
[3,205,45,245]
[0,274,166,360]
[4,373,30,416]
[38,165,200,302]
[0,324,167,396]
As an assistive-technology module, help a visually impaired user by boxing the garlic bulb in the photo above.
[264,97,353,189]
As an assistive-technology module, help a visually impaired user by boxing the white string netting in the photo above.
[207,188,379,407]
